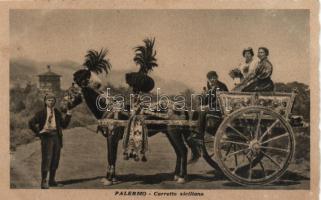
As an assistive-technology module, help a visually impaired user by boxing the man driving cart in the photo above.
[190,71,228,148]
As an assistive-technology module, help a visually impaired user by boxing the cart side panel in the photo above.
[217,91,295,119]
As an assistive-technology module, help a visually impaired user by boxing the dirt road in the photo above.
[11,126,309,189]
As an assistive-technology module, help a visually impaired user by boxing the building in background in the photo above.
[38,65,61,94]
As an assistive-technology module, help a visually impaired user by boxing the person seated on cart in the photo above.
[190,71,228,150]
[231,47,274,92]
[230,47,258,86]
[200,70,228,133]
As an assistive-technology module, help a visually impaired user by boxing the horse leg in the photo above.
[183,131,201,164]
[110,128,122,183]
[101,129,114,186]
[167,128,188,184]
[109,127,122,182]
[177,133,188,183]
[102,127,121,186]
[165,131,181,181]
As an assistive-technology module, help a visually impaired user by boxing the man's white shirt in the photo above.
[40,107,56,134]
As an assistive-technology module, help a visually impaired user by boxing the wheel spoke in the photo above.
[261,132,289,145]
[248,158,253,180]
[255,111,263,139]
[227,124,250,141]
[244,153,253,180]
[221,140,249,146]
[232,152,251,175]
[260,146,290,153]
[225,147,248,158]
[232,167,239,174]
[259,160,266,177]
[261,151,282,169]
[241,114,254,139]
[234,144,238,167]
[259,119,280,142]
[223,144,234,161]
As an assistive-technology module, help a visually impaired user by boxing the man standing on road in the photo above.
[29,93,72,189]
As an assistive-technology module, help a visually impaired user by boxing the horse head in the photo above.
[60,83,83,113]
[73,69,103,91]
[70,49,113,119]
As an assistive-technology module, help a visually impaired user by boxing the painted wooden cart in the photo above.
[97,90,297,186]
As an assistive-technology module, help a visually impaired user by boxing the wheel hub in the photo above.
[249,139,261,154]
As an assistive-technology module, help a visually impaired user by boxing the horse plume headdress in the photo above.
[74,48,112,87]
[83,48,112,74]
[126,38,158,93]
[133,38,158,74]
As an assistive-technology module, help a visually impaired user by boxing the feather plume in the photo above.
[133,38,158,74]
[83,49,112,74]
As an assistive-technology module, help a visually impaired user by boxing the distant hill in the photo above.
[10,58,80,89]
[10,58,38,87]
[10,57,190,94]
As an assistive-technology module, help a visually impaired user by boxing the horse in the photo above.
[70,69,200,186]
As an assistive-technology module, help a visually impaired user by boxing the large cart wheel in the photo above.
[214,106,295,186]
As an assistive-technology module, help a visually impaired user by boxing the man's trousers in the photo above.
[40,131,61,172]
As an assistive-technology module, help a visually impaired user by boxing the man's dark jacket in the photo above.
[204,80,229,109]
[29,108,71,147]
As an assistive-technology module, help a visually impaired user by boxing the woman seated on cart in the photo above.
[230,47,274,92]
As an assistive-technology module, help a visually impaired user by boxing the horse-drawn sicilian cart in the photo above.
[97,90,297,186]
[68,38,298,186]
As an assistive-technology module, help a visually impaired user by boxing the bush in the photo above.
[275,82,310,122]
[293,127,310,163]
[10,128,35,151]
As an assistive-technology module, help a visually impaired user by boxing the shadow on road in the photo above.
[59,176,105,185]
[57,172,223,186]
[222,170,310,188]
[115,173,220,185]
[56,170,309,188]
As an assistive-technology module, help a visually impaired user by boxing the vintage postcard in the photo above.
[0,0,319,200]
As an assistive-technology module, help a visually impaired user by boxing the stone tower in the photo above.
[38,65,61,94]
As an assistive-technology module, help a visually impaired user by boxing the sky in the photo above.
[10,9,310,91]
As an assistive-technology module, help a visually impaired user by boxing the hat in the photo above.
[242,47,254,57]
[207,71,218,79]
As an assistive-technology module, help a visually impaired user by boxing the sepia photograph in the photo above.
[9,8,312,191]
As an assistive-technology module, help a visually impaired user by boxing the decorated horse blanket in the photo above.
[122,115,148,161]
